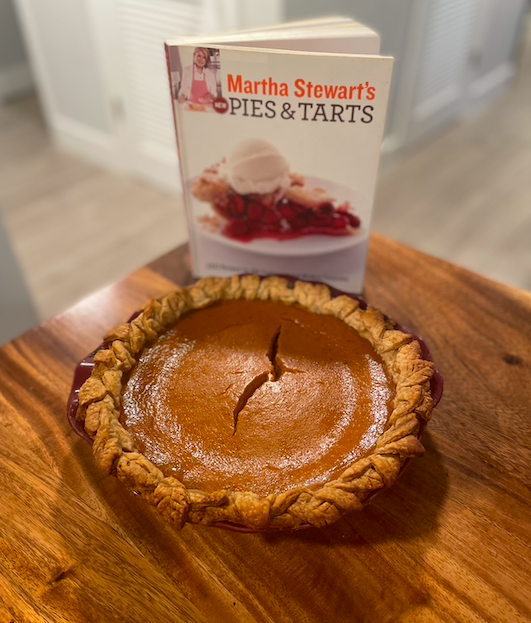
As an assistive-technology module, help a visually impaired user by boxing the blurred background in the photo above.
[0,0,530,345]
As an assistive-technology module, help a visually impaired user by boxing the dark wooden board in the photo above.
[1,235,530,622]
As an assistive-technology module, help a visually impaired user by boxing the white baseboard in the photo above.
[134,143,182,196]
[51,114,182,196]
[466,63,516,113]
[132,163,182,197]
[0,61,34,103]
[51,115,126,173]
[381,133,404,156]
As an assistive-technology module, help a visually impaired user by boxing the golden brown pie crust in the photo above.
[76,275,434,530]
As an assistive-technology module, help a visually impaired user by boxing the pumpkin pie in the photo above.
[76,275,435,530]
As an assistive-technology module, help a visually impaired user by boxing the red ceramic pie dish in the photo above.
[67,277,443,532]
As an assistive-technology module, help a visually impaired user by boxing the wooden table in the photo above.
[1,235,530,623]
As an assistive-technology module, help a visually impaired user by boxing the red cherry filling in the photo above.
[246,202,264,222]
[229,194,246,215]
[262,209,281,226]
[224,219,250,239]
[217,193,360,241]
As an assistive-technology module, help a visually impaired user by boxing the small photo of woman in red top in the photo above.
[177,47,220,111]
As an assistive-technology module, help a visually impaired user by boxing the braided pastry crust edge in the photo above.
[76,275,434,531]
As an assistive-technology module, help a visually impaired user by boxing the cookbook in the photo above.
[165,19,393,292]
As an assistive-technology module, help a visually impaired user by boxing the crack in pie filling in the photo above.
[77,276,435,531]
[122,300,393,497]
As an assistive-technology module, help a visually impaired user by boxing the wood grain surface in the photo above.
[0,235,530,623]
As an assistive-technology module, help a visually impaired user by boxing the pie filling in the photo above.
[192,155,362,243]
[122,300,394,496]
[212,192,361,241]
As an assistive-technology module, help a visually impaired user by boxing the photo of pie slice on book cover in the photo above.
[192,139,362,243]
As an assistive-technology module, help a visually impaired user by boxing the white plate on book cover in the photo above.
[188,177,371,258]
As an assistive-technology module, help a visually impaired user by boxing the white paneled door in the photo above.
[16,0,281,194]
[407,0,481,143]
[86,0,208,194]
[86,0,282,194]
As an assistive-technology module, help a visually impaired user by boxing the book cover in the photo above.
[166,43,392,292]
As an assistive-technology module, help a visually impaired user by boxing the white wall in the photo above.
[15,0,111,133]
[478,0,526,77]
[466,0,527,106]
[0,216,38,345]
[0,0,26,69]
[0,0,33,102]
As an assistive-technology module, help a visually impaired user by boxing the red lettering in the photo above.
[324,85,339,98]
[227,74,242,93]
[231,76,372,101]
[294,79,305,98]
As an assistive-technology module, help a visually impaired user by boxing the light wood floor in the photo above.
[1,42,529,320]
[373,26,531,292]
[0,99,188,320]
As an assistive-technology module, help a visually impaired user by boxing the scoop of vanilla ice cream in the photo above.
[220,139,291,195]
